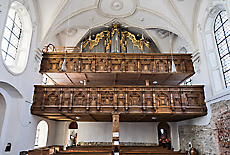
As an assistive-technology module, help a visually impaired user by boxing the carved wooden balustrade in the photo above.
[40,52,194,74]
[31,85,207,121]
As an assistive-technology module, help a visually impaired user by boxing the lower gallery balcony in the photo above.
[31,85,207,122]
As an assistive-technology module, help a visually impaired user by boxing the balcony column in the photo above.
[145,80,149,86]
[112,113,120,151]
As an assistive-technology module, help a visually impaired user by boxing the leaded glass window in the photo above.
[1,9,22,65]
[214,10,230,88]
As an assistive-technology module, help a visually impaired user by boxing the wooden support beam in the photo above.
[137,114,147,122]
[61,113,76,121]
[89,114,97,122]
[112,113,120,151]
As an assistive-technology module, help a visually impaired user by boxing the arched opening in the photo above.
[214,10,230,88]
[202,5,227,94]
[34,120,48,148]
[67,122,78,147]
[1,1,32,75]
[158,122,171,149]
[0,93,6,138]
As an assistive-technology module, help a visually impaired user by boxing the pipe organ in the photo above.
[81,24,152,53]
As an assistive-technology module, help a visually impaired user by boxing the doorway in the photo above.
[68,122,78,147]
[158,122,171,149]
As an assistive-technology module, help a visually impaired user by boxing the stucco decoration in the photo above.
[97,0,137,18]
[179,47,187,54]
[156,29,169,39]
[208,6,220,18]
[111,0,123,11]
[62,28,78,37]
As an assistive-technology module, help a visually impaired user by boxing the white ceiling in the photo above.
[35,0,202,53]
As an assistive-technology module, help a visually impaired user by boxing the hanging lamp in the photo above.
[61,3,71,72]
[169,32,177,73]
[61,49,67,71]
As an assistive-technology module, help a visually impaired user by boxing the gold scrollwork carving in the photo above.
[111,23,120,38]
[120,32,127,52]
[125,31,143,51]
[104,31,111,51]
[81,23,151,53]
[82,37,89,50]
[89,31,105,51]
[143,37,151,51]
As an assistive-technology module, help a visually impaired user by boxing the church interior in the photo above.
[0,0,229,155]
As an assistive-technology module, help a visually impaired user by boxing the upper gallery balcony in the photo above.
[40,45,194,86]
[31,85,207,122]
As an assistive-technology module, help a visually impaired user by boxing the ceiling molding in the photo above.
[39,6,99,48]
[163,0,195,50]
[96,0,138,18]
[39,0,71,48]
[124,7,182,36]
[192,0,202,50]
[34,0,42,48]
[156,29,169,39]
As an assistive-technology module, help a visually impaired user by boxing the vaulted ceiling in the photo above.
[35,0,206,53]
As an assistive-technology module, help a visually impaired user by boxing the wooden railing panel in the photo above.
[32,85,207,116]
[40,53,194,74]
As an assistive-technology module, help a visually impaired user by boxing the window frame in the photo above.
[2,9,22,65]
[214,10,230,88]
[0,1,32,75]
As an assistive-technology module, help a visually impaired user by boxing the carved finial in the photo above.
[113,23,119,28]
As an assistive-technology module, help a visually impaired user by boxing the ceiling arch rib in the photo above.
[37,0,71,45]
[163,0,198,50]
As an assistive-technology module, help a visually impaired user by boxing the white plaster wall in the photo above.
[0,0,58,154]
[77,122,159,144]
[0,89,23,155]
[168,122,180,151]
[178,0,230,127]
[0,86,57,154]
[77,122,112,142]
[54,121,68,145]
[120,122,158,143]
[0,94,6,138]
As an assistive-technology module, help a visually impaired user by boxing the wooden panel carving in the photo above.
[40,53,194,74]
[73,92,87,106]
[31,85,207,115]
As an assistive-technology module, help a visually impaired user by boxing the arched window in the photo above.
[2,8,22,65]
[35,120,48,148]
[1,2,32,75]
[214,10,230,88]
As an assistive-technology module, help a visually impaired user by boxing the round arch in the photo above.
[202,4,227,94]
[34,120,49,148]
[158,122,171,149]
